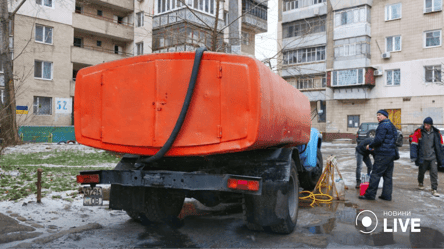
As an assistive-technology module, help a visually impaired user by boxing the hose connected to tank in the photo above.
[137,47,207,168]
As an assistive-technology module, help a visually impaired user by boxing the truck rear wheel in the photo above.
[242,160,299,234]
[142,188,185,223]
[110,156,185,223]
[269,161,299,234]
[299,150,323,191]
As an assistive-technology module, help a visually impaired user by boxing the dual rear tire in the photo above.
[242,160,299,234]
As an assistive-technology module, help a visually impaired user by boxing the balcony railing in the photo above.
[242,13,267,33]
[153,8,224,30]
[73,44,133,57]
[289,78,326,91]
[75,11,133,27]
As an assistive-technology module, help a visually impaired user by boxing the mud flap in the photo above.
[243,181,289,227]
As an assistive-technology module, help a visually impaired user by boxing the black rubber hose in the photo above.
[138,47,207,167]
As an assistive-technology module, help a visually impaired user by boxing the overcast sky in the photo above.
[254,0,278,68]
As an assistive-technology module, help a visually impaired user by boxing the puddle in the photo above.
[135,221,197,248]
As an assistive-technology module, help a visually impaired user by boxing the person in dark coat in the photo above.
[355,138,374,188]
[359,109,397,201]
[410,117,444,197]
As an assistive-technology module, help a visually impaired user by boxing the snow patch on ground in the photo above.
[2,143,105,155]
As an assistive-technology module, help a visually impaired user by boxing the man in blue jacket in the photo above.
[359,109,397,201]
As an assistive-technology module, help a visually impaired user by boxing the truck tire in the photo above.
[142,188,185,223]
[269,161,299,234]
[242,160,299,234]
[299,150,323,191]
[110,156,185,223]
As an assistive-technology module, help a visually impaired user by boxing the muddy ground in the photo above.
[1,142,444,248]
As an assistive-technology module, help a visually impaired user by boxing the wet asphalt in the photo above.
[3,142,444,248]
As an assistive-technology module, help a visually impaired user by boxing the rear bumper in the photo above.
[79,170,263,195]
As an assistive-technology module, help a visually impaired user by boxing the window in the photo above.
[117,16,123,24]
[283,16,326,38]
[0,75,4,87]
[348,115,360,128]
[136,12,144,27]
[386,36,401,52]
[35,25,53,44]
[33,96,52,115]
[34,60,53,80]
[313,0,326,4]
[425,65,442,83]
[322,76,327,87]
[335,6,369,27]
[73,37,82,47]
[1,90,4,104]
[75,6,82,14]
[425,30,442,47]
[242,32,250,45]
[224,12,229,26]
[114,45,122,54]
[386,69,401,86]
[332,69,365,86]
[156,0,215,15]
[97,10,103,16]
[283,46,326,65]
[36,0,53,8]
[385,3,401,21]
[244,0,267,20]
[297,78,313,89]
[73,70,78,81]
[318,100,326,122]
[425,0,442,13]
[97,40,102,47]
[136,42,144,55]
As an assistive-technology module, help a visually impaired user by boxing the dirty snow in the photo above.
[2,143,105,155]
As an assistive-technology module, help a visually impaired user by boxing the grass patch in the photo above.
[0,165,113,201]
[0,150,119,167]
[0,147,118,202]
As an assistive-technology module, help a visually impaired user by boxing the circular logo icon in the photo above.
[355,210,378,234]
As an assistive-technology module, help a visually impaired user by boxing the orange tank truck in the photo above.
[76,48,323,234]
[74,51,311,156]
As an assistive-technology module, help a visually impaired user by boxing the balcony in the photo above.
[332,87,371,100]
[72,13,134,41]
[283,32,326,50]
[153,8,224,31]
[71,46,130,66]
[281,63,326,77]
[282,3,327,23]
[330,0,372,10]
[334,23,371,40]
[242,13,267,33]
[86,0,134,12]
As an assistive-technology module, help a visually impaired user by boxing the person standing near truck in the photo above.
[359,109,397,201]
[355,138,374,188]
[410,117,444,197]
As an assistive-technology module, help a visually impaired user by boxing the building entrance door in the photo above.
[387,109,401,130]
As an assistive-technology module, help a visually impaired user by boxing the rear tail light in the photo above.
[227,178,260,191]
[76,174,100,184]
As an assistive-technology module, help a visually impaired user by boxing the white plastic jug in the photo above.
[333,178,346,200]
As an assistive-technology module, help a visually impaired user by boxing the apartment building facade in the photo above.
[1,0,266,131]
[278,0,444,140]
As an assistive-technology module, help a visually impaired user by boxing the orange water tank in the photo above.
[74,52,311,156]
